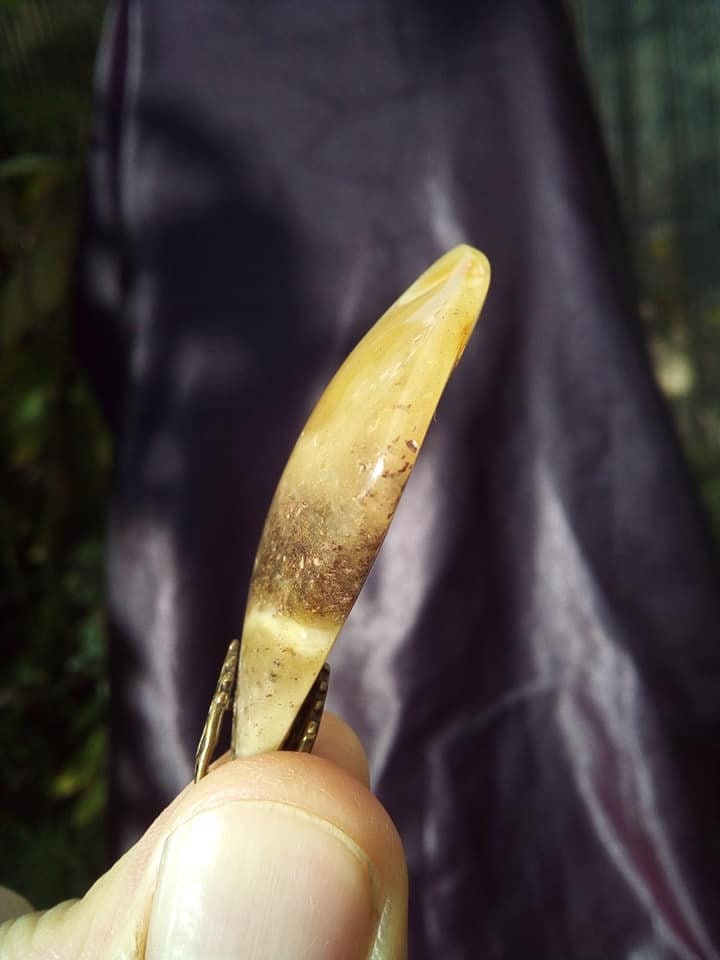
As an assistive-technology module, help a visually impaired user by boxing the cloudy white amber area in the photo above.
[233,244,491,757]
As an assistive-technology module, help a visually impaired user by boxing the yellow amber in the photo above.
[232,244,491,757]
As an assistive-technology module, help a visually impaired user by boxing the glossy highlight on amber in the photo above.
[232,245,491,757]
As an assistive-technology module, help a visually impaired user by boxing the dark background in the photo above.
[1,0,719,908]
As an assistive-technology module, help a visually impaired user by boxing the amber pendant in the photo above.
[195,245,490,779]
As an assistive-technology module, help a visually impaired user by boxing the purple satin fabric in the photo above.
[76,1,720,956]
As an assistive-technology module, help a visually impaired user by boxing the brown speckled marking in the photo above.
[250,492,384,621]
[250,435,418,623]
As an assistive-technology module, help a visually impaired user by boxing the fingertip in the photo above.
[180,753,408,958]
[0,887,32,923]
[206,711,370,787]
[0,721,405,959]
[313,711,371,787]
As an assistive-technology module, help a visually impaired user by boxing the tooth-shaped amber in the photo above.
[232,245,490,757]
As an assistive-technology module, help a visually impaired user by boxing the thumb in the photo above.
[1,717,407,959]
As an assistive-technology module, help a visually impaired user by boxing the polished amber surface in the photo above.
[233,245,491,757]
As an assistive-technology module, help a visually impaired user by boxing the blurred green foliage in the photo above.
[0,0,109,907]
[573,0,720,534]
[1,0,719,917]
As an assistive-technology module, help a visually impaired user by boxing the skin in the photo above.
[0,713,407,959]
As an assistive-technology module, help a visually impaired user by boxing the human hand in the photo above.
[0,714,407,959]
